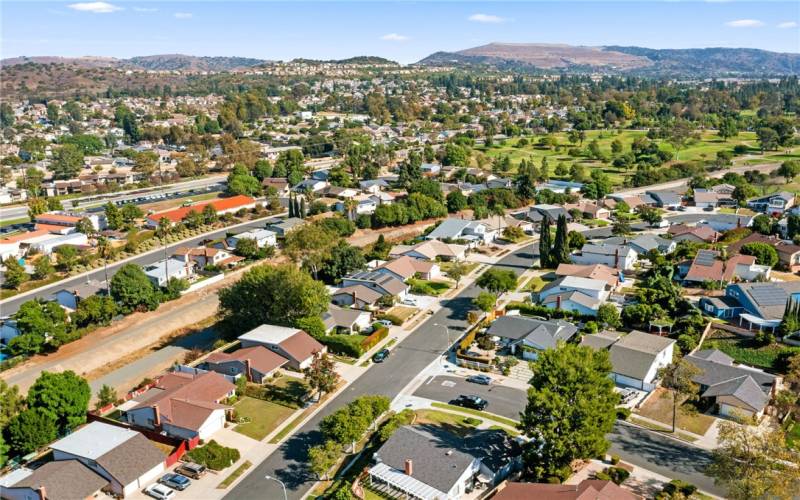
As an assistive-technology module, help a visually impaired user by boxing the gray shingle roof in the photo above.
[96,433,166,486]
[702,375,768,411]
[686,349,776,411]
[486,316,577,349]
[608,331,675,380]
[10,460,108,500]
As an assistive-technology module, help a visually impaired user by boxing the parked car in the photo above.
[377,319,393,327]
[145,484,175,500]
[703,206,714,211]
[402,297,418,306]
[372,349,390,363]
[175,462,206,479]
[159,473,191,491]
[466,375,492,385]
[451,395,488,411]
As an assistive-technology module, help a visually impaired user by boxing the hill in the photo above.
[418,43,800,77]
[0,54,266,71]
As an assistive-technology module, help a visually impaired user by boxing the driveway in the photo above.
[412,374,724,497]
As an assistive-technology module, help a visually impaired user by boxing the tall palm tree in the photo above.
[155,217,172,284]
[343,198,357,221]
[97,236,112,293]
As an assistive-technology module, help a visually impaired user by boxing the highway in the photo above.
[0,212,283,316]
[0,175,227,222]
[224,240,722,499]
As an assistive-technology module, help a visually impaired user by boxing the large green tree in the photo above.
[551,214,570,265]
[27,370,91,433]
[538,217,552,268]
[520,344,619,480]
[110,263,160,313]
[51,144,84,180]
[476,268,517,295]
[219,263,329,333]
[284,224,339,279]
[5,408,58,456]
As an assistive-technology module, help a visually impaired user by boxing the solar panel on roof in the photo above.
[695,251,718,267]
[749,285,788,306]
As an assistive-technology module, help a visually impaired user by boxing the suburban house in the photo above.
[486,316,578,360]
[122,371,235,440]
[682,250,771,286]
[606,235,675,256]
[35,211,105,231]
[293,178,329,193]
[48,279,105,311]
[572,243,638,271]
[334,195,378,215]
[368,426,520,500]
[694,190,734,209]
[144,258,193,287]
[491,479,638,500]
[563,201,610,220]
[554,263,620,289]
[323,304,373,334]
[28,232,89,255]
[667,224,720,244]
[341,271,410,301]
[375,255,441,281]
[526,204,572,224]
[748,191,795,216]
[360,179,390,194]
[421,162,442,176]
[536,180,584,194]
[702,281,800,330]
[262,177,291,197]
[266,217,306,238]
[646,190,683,209]
[331,284,384,309]
[727,233,800,271]
[537,276,610,316]
[47,421,165,498]
[238,324,326,370]
[204,345,288,384]
[173,246,243,269]
[425,218,495,246]
[686,349,777,419]
[696,214,753,232]
[226,228,277,249]
[582,330,675,392]
[1,460,109,500]
[389,240,467,262]
[145,195,256,228]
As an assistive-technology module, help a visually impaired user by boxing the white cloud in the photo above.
[381,33,409,42]
[133,7,158,13]
[174,12,192,19]
[725,19,765,28]
[777,21,798,29]
[468,13,506,24]
[67,2,123,14]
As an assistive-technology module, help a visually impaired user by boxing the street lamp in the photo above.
[265,475,287,500]
[434,323,452,368]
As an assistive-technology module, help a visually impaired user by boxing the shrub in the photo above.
[610,454,620,465]
[185,440,240,470]
[601,466,630,485]
[360,326,389,352]
[616,407,631,421]
[658,479,698,499]
[319,334,364,358]
[463,417,481,426]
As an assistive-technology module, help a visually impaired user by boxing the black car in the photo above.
[159,473,191,491]
[451,395,488,411]
[372,349,390,363]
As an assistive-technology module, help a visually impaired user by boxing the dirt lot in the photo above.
[635,387,716,436]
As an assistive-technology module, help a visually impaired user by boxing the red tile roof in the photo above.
[492,480,639,500]
[146,195,255,223]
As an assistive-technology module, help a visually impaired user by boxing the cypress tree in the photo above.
[300,197,306,219]
[552,214,571,265]
[288,193,295,217]
[539,217,552,269]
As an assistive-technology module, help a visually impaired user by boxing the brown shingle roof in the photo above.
[279,331,325,364]
[492,480,639,500]
[555,263,619,287]
[206,345,288,375]
[11,460,108,500]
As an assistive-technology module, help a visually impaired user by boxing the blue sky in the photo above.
[2,1,798,63]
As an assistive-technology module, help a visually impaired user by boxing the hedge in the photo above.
[505,302,593,322]
[361,326,389,352]
[185,440,240,470]
[459,326,479,352]
[320,334,367,358]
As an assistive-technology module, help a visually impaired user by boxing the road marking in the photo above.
[441,380,456,387]
[424,375,434,385]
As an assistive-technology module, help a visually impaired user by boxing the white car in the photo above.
[402,297,418,307]
[377,319,393,327]
[145,483,175,500]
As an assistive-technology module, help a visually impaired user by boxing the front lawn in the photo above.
[408,278,452,296]
[703,330,800,373]
[386,306,417,323]
[785,420,800,450]
[521,275,553,293]
[635,388,716,436]
[263,376,310,408]
[439,261,479,275]
[414,409,481,437]
[233,396,296,441]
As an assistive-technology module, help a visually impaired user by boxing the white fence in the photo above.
[181,273,225,294]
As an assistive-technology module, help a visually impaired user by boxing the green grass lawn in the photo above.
[785,421,800,450]
[430,402,520,428]
[216,460,252,489]
[477,129,775,188]
[408,278,451,296]
[439,261,479,276]
[233,396,296,441]
[703,330,800,373]
[521,275,553,293]
[263,376,309,409]
[414,409,481,437]
[0,216,29,228]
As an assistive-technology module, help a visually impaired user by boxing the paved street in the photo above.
[413,375,723,497]
[223,242,538,500]
[0,213,283,315]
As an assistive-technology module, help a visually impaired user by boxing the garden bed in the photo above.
[702,329,800,373]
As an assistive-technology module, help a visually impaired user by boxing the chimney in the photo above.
[152,404,161,427]
[404,459,413,476]
[555,295,562,310]
[351,291,357,305]
[38,486,46,500]
[244,358,252,382]
[615,248,620,269]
